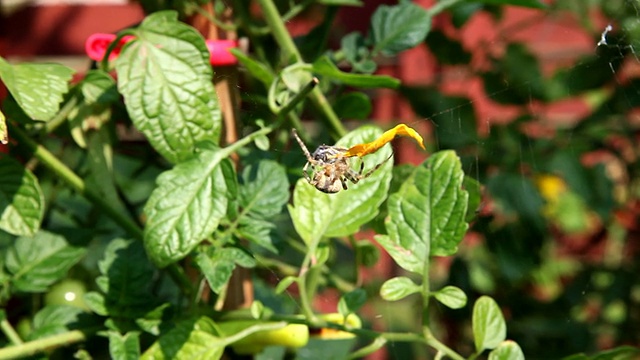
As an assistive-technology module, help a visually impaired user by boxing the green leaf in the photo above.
[425,30,471,65]
[140,317,225,360]
[28,305,87,340]
[370,3,431,56]
[338,288,366,315]
[236,217,278,253]
[380,276,420,301]
[312,56,400,89]
[6,231,85,292]
[468,0,546,9]
[340,32,377,74]
[0,57,74,121]
[239,160,289,220]
[230,48,274,88]
[0,157,44,236]
[68,70,117,148]
[94,238,160,324]
[109,331,141,360]
[433,286,467,309]
[488,340,525,360]
[464,176,482,222]
[333,92,372,120]
[288,126,393,247]
[374,235,422,273]
[472,296,506,352]
[385,151,468,264]
[116,11,221,163]
[144,149,236,267]
[195,247,255,294]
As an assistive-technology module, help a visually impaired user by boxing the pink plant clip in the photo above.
[85,33,238,66]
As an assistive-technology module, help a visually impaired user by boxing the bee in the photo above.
[292,129,392,193]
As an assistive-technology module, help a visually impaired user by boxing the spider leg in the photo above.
[360,152,394,179]
[292,129,314,163]
[301,161,312,183]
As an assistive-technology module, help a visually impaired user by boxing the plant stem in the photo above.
[0,329,91,359]
[423,327,466,360]
[256,0,347,138]
[0,318,22,345]
[44,95,79,134]
[426,0,463,17]
[9,123,143,240]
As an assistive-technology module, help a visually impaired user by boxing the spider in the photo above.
[292,129,393,194]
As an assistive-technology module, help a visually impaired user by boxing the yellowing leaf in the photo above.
[343,124,425,158]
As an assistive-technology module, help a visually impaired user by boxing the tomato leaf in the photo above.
[473,296,507,352]
[288,126,392,247]
[108,331,141,360]
[28,305,89,340]
[370,3,431,56]
[195,247,255,294]
[0,57,74,121]
[141,317,226,360]
[143,149,236,267]
[5,231,85,293]
[0,156,44,236]
[116,11,221,163]
[94,239,159,322]
[239,160,289,220]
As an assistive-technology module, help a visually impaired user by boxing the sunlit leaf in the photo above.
[370,3,431,56]
[239,160,289,220]
[5,231,85,293]
[116,11,221,163]
[140,317,225,360]
[385,150,468,261]
[288,126,392,247]
[488,340,525,360]
[28,305,89,340]
[144,149,236,267]
[0,57,74,121]
[473,296,506,352]
[109,331,141,360]
[0,157,44,236]
[380,276,420,301]
[433,286,467,309]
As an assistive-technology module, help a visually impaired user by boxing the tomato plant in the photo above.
[0,0,638,359]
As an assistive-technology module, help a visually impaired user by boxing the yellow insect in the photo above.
[292,124,425,193]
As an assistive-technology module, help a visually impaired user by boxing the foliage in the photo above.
[0,0,638,359]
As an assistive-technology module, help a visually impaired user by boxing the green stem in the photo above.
[0,318,22,345]
[425,0,463,17]
[256,0,347,138]
[423,328,465,360]
[10,123,143,240]
[0,329,92,359]
[296,252,318,323]
[44,96,79,134]
[421,256,431,327]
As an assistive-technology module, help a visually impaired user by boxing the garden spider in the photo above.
[292,129,393,194]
